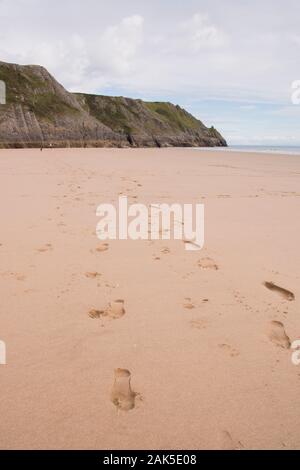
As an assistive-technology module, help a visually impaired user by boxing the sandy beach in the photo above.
[0,147,299,450]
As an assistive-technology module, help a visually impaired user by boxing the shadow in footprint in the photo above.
[85,272,101,279]
[267,321,291,349]
[88,309,104,319]
[96,243,109,253]
[184,303,195,310]
[264,281,295,301]
[111,369,137,412]
[37,243,53,253]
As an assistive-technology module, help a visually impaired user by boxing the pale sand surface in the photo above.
[0,147,300,450]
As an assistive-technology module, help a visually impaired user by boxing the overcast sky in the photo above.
[1,0,300,145]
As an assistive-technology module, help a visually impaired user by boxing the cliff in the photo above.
[0,61,227,148]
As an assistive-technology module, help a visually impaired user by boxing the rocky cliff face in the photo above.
[0,61,227,148]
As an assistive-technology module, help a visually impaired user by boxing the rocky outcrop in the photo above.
[0,61,227,148]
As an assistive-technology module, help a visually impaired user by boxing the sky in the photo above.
[1,0,300,145]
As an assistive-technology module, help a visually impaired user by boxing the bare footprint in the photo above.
[88,309,104,319]
[85,272,101,279]
[267,321,291,349]
[103,300,125,319]
[218,343,240,357]
[96,243,109,253]
[198,257,218,270]
[264,281,295,301]
[7,272,26,281]
[89,300,126,321]
[37,243,53,253]
[184,302,196,310]
[111,369,136,412]
[190,319,207,330]
[183,297,197,309]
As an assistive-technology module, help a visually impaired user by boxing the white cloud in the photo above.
[180,13,228,52]
[0,11,144,92]
[93,14,144,75]
[1,0,300,144]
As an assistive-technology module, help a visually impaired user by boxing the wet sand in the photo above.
[0,147,299,450]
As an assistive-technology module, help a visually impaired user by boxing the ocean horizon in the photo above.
[194,145,300,156]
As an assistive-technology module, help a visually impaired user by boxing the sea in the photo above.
[194,145,300,155]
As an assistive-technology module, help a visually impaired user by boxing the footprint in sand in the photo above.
[161,247,171,255]
[218,343,240,357]
[95,243,109,253]
[184,301,196,310]
[85,272,101,279]
[88,309,104,319]
[267,321,291,349]
[184,297,208,309]
[88,300,126,320]
[190,319,207,330]
[198,257,218,270]
[111,369,137,412]
[183,298,198,309]
[105,300,126,319]
[37,243,53,253]
[5,272,26,282]
[263,281,295,301]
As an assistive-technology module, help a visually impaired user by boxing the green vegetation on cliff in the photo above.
[0,61,227,148]
[144,102,204,132]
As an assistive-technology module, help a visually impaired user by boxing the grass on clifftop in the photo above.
[0,64,79,120]
[78,93,206,135]
[144,102,205,132]
[80,94,134,134]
